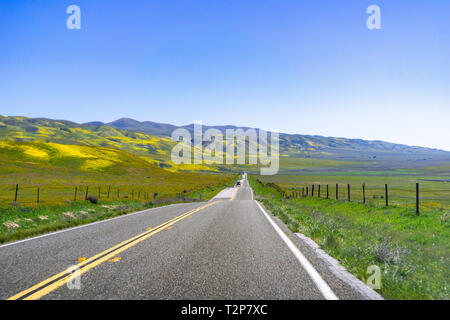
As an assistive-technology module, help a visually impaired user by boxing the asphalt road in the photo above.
[0,177,363,300]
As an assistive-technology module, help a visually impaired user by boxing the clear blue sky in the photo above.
[1,0,449,150]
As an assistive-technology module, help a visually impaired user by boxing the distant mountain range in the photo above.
[0,116,449,170]
[84,118,256,138]
[82,117,450,161]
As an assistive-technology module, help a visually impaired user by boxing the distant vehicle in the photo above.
[236,181,241,186]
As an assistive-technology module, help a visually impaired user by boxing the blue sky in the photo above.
[0,0,449,150]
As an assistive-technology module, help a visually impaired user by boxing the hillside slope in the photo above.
[1,115,449,172]
[96,117,450,161]
[0,140,233,206]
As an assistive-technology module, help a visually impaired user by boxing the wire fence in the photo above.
[257,180,450,216]
[0,183,206,207]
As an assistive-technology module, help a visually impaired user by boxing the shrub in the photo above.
[86,196,98,204]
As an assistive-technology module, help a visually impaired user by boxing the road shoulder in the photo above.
[255,200,383,300]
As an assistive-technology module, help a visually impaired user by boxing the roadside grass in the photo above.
[256,171,450,208]
[0,140,235,206]
[249,176,450,300]
[0,180,232,245]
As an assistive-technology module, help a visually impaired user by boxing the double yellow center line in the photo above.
[8,200,220,300]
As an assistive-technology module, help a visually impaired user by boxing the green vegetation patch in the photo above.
[0,180,232,244]
[249,176,449,300]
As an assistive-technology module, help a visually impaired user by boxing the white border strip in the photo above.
[255,200,339,300]
[0,202,196,249]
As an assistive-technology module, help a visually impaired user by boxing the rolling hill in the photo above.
[87,117,450,161]
[1,115,449,173]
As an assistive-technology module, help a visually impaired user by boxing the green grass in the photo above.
[249,176,450,300]
[0,180,232,245]
[256,169,450,209]
[0,141,235,206]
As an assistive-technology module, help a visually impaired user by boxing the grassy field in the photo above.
[0,140,236,243]
[0,180,230,245]
[250,175,449,300]
[256,167,450,210]
[0,141,234,206]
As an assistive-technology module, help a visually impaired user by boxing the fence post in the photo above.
[14,184,19,203]
[336,184,338,200]
[362,183,366,204]
[306,187,308,196]
[326,184,329,199]
[312,185,314,197]
[385,184,388,207]
[138,190,141,200]
[98,186,101,199]
[74,186,78,201]
[37,184,40,204]
[117,188,120,199]
[318,185,321,198]
[85,186,89,200]
[416,183,419,216]
[107,186,110,199]
[347,184,350,202]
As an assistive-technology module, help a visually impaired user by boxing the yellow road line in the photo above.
[7,201,219,300]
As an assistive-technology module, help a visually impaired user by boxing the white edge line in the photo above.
[0,202,197,249]
[254,200,339,300]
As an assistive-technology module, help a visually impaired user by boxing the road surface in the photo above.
[0,177,367,300]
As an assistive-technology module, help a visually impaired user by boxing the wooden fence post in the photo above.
[306,187,308,196]
[347,184,350,202]
[362,183,366,204]
[74,186,78,201]
[85,186,89,200]
[117,188,120,199]
[312,185,314,197]
[14,184,19,203]
[318,185,321,198]
[385,184,388,206]
[107,186,110,199]
[98,186,101,199]
[416,183,419,216]
[326,184,329,199]
[336,184,338,200]
[37,184,40,204]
